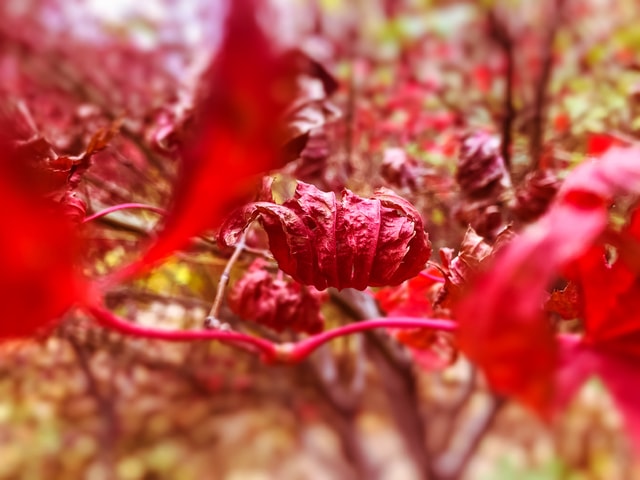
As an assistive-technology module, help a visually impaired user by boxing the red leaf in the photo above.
[456,132,510,199]
[374,266,442,317]
[228,259,325,334]
[586,133,624,156]
[513,169,560,222]
[394,329,458,371]
[0,153,83,339]
[219,181,431,290]
[437,226,510,309]
[596,353,640,452]
[124,0,297,277]
[544,282,582,320]
[455,147,640,412]
[552,112,570,134]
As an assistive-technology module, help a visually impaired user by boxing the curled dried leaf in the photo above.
[456,132,510,198]
[381,147,420,190]
[514,169,561,222]
[228,259,325,334]
[219,181,431,290]
[437,226,510,308]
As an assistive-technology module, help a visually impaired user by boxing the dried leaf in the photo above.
[228,259,325,334]
[456,132,510,198]
[513,169,561,222]
[219,181,431,290]
[437,226,501,308]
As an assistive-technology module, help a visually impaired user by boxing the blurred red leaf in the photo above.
[555,209,640,450]
[0,150,84,339]
[374,266,442,317]
[513,169,560,222]
[586,133,625,156]
[219,181,431,290]
[124,0,297,277]
[456,146,640,413]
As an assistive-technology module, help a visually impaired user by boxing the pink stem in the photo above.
[87,304,458,364]
[278,317,457,362]
[419,271,446,283]
[83,203,167,223]
[86,305,277,357]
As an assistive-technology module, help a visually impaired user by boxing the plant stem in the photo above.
[87,304,277,357]
[87,303,457,364]
[281,317,457,362]
[83,203,167,224]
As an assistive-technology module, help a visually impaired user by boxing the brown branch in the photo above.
[489,11,515,172]
[529,0,566,169]
[331,289,432,479]
[432,396,505,480]
[67,335,118,477]
[305,360,377,479]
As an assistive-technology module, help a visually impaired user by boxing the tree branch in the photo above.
[529,0,566,169]
[489,11,515,172]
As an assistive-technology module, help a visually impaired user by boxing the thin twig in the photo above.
[206,229,247,323]
[83,203,167,224]
[87,305,276,358]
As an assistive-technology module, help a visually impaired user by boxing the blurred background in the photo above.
[1,1,639,479]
